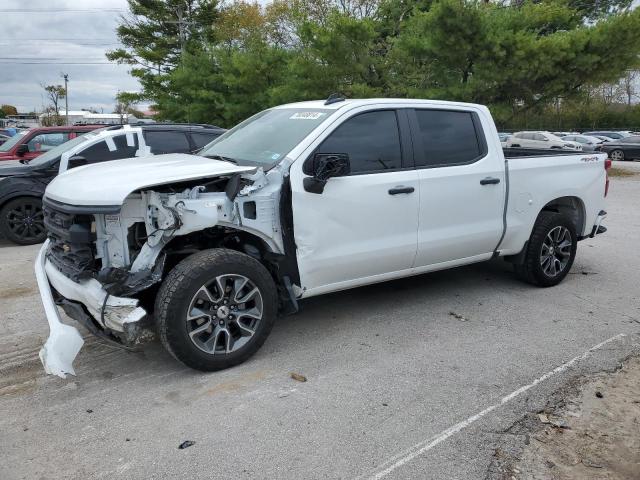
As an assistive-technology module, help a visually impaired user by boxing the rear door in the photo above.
[409,108,505,267]
[291,108,419,294]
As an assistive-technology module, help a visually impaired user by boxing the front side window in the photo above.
[414,110,483,167]
[534,133,548,141]
[315,110,402,174]
[27,133,96,166]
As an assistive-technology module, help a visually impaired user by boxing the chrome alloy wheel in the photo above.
[610,149,624,161]
[186,274,263,354]
[540,226,572,277]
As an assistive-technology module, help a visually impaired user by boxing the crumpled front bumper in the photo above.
[35,240,147,378]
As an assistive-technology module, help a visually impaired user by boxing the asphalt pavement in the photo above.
[1,161,639,480]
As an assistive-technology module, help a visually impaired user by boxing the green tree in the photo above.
[107,0,219,104]
[1,104,18,116]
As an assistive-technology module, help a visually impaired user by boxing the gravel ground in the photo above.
[0,161,639,480]
[490,354,640,479]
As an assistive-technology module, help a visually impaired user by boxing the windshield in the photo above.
[200,108,334,166]
[0,131,27,152]
[27,133,96,166]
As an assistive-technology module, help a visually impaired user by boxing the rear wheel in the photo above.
[156,248,278,371]
[609,149,625,161]
[515,212,577,287]
[0,197,46,245]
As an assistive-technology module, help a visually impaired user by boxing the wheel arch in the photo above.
[161,226,299,314]
[540,195,586,237]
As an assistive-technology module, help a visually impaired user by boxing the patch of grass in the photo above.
[608,167,637,177]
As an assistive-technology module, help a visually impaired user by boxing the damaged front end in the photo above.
[37,164,285,378]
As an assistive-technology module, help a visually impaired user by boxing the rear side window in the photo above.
[315,110,402,174]
[190,132,220,150]
[144,131,191,154]
[413,110,484,167]
[80,135,138,164]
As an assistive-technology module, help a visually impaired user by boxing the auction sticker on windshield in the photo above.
[290,112,327,120]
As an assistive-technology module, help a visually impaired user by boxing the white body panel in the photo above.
[499,153,607,254]
[45,154,254,206]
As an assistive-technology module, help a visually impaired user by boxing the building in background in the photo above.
[0,114,39,129]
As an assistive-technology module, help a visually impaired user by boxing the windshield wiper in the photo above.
[203,154,238,165]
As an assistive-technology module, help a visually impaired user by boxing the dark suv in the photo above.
[0,123,226,245]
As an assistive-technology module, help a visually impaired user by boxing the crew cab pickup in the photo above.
[35,99,609,377]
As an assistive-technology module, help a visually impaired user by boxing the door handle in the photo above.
[388,186,415,195]
[480,177,500,185]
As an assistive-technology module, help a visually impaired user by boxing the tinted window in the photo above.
[534,133,547,141]
[144,131,191,154]
[191,131,220,150]
[316,111,402,174]
[80,134,138,164]
[414,110,482,167]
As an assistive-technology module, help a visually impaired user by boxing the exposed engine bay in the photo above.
[41,164,295,356]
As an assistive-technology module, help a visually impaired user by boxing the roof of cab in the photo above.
[272,98,487,111]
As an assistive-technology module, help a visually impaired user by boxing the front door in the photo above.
[290,109,419,295]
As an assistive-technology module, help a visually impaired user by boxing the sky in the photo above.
[0,0,269,113]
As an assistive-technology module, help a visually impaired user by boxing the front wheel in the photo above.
[156,249,278,371]
[609,149,625,161]
[0,197,46,245]
[515,212,577,287]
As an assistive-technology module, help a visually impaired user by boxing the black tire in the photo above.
[0,197,46,245]
[155,248,278,371]
[515,211,577,287]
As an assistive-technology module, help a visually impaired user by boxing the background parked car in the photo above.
[0,125,100,162]
[0,123,226,245]
[552,131,579,137]
[582,130,631,140]
[561,134,604,152]
[506,131,582,150]
[599,135,640,161]
[498,132,511,147]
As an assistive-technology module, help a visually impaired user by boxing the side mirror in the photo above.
[67,155,87,169]
[16,144,28,156]
[303,153,350,194]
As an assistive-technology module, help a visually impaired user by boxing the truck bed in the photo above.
[498,150,607,256]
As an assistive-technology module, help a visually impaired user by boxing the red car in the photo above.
[0,125,102,162]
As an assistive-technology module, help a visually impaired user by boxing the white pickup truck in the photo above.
[36,98,610,377]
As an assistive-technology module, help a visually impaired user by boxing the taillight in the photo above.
[604,158,611,197]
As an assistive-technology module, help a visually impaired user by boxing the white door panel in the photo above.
[292,170,419,291]
[414,158,505,266]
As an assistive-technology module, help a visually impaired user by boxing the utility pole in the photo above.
[62,73,69,125]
